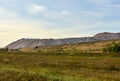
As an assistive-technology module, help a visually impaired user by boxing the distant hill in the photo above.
[5,32,120,50]
[93,32,120,40]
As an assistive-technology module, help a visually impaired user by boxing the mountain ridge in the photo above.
[6,32,120,50]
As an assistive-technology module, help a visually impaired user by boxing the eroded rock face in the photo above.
[5,32,120,50]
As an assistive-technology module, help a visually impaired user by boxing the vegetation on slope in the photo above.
[103,41,120,53]
[26,39,120,54]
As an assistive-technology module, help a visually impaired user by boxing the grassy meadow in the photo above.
[0,51,120,81]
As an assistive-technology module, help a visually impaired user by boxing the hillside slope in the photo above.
[6,32,120,50]
[6,37,96,50]
[20,39,120,53]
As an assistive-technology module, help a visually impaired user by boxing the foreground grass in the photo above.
[0,52,120,81]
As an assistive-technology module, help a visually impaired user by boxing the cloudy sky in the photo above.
[0,0,120,47]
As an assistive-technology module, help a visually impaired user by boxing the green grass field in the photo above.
[0,51,120,81]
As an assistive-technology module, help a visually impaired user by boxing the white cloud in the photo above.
[61,11,71,15]
[28,4,46,14]
[79,11,104,17]
[43,11,71,19]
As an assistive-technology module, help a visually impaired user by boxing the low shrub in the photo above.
[103,41,120,53]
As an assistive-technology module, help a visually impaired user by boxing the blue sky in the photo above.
[0,0,120,47]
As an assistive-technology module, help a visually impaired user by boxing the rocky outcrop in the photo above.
[93,32,120,40]
[5,32,120,50]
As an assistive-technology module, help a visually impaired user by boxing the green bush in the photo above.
[103,41,120,53]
